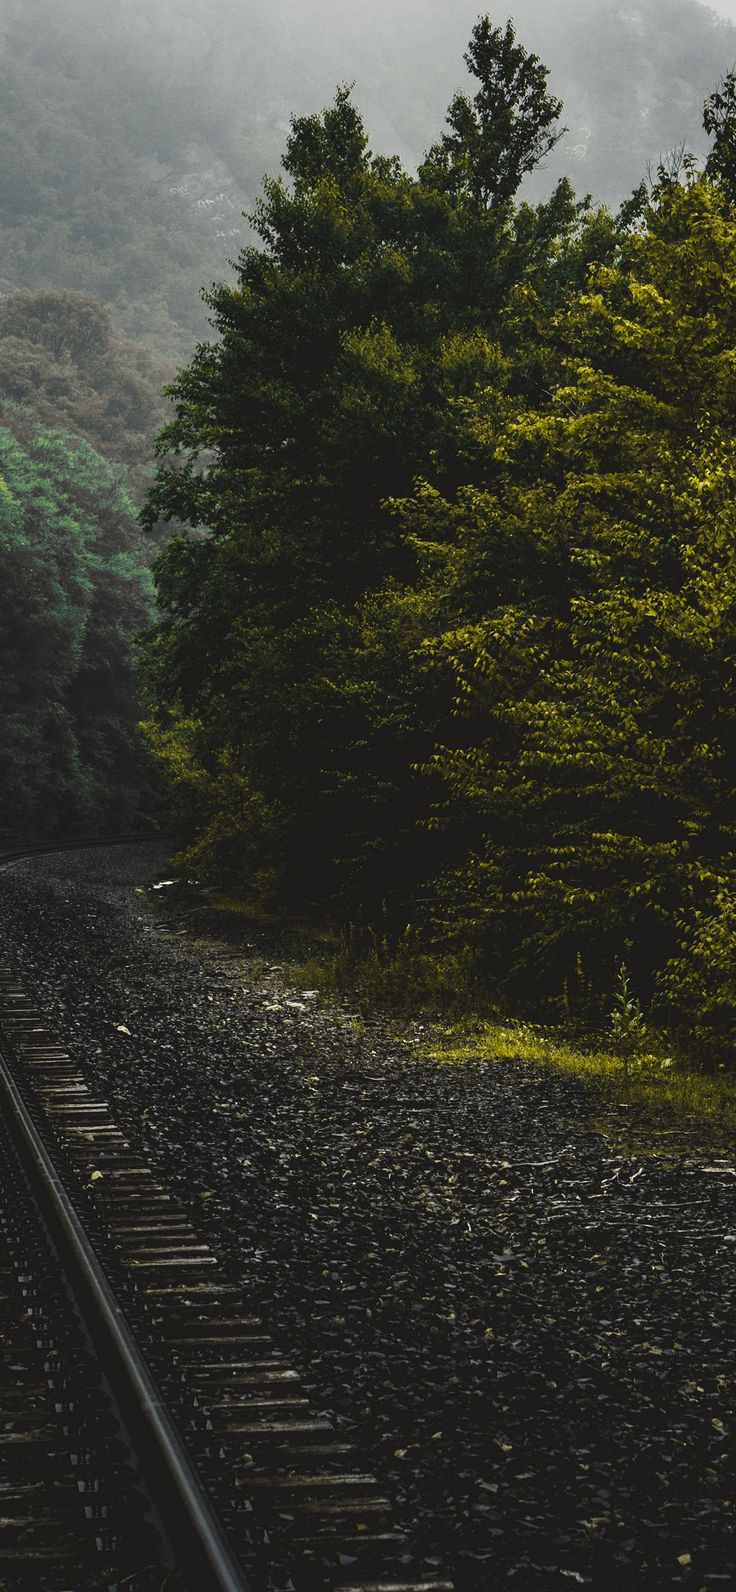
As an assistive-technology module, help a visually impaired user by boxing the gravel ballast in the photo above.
[0,842,734,1591]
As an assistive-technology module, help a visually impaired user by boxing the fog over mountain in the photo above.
[0,0,734,354]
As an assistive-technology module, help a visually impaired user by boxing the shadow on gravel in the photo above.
[0,845,733,1591]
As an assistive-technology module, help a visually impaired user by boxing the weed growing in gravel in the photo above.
[608,963,648,1083]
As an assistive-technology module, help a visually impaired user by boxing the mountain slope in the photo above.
[0,0,732,356]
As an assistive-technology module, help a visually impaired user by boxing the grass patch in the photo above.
[428,1018,736,1147]
[204,890,284,928]
[147,874,736,1150]
[288,933,735,1147]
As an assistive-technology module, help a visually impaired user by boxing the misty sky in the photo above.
[2,0,736,351]
[3,0,736,205]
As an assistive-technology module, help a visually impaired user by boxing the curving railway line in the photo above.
[0,838,453,1592]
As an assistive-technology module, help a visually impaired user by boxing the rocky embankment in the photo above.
[0,843,733,1590]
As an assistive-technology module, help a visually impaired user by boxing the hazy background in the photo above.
[1,0,735,356]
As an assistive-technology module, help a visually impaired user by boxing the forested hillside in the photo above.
[0,290,168,492]
[142,16,736,1066]
[0,422,156,840]
[0,290,169,838]
[1,0,735,357]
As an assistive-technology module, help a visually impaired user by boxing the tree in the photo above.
[382,164,736,1043]
[703,67,736,206]
[419,18,564,208]
[141,19,585,908]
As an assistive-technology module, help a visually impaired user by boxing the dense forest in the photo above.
[0,289,167,840]
[4,2,736,1060]
[0,419,156,837]
[141,15,736,1065]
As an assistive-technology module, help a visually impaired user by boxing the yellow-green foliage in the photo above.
[386,168,736,1052]
[142,40,736,1069]
[429,1020,736,1145]
[141,710,285,899]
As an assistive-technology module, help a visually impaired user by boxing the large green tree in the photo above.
[380,161,736,1052]
[142,18,599,907]
[141,13,736,1064]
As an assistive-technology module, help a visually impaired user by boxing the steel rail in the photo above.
[0,1041,250,1592]
[0,835,455,1592]
[0,832,250,1592]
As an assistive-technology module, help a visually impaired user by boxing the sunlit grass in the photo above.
[203,890,283,926]
[428,1019,736,1146]
[287,937,736,1146]
[149,879,736,1150]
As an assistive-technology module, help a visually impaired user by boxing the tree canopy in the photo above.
[142,18,597,905]
[385,167,736,1054]
[419,18,564,207]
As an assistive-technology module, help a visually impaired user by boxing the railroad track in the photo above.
[0,839,454,1592]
